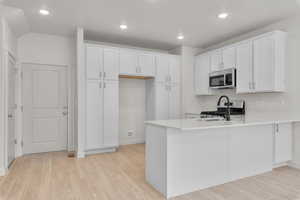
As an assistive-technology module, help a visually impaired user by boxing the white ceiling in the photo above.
[3,0,300,50]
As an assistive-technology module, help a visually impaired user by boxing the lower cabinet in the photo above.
[229,125,273,181]
[274,122,292,164]
[86,80,119,151]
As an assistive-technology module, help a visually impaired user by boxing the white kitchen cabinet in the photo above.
[119,49,138,75]
[236,40,253,93]
[103,49,119,80]
[274,123,292,164]
[86,80,103,150]
[168,83,181,119]
[229,125,273,181]
[156,54,180,83]
[210,49,222,71]
[148,82,181,120]
[86,45,103,80]
[210,47,236,71]
[222,46,236,69]
[86,44,119,80]
[194,53,211,95]
[236,31,286,93]
[120,49,155,76]
[103,81,119,147]
[86,80,119,151]
[138,53,155,76]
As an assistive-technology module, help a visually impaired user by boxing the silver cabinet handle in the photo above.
[99,72,102,78]
[103,72,106,78]
[104,82,106,88]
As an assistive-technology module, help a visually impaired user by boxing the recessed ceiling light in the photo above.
[39,9,50,15]
[218,12,229,19]
[177,34,184,40]
[120,24,128,30]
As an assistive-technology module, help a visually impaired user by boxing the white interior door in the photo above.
[22,64,68,154]
[7,56,17,166]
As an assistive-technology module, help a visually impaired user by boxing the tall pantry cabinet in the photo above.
[146,54,181,120]
[85,44,119,152]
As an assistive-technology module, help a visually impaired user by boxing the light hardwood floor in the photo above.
[1,144,300,200]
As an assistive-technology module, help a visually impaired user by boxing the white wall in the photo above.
[119,78,146,145]
[18,32,76,152]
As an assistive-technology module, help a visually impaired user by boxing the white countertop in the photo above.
[145,115,300,131]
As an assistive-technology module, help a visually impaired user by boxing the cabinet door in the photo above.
[103,48,119,80]
[154,83,169,120]
[86,80,103,150]
[210,50,222,71]
[156,55,170,82]
[138,53,155,76]
[253,36,275,92]
[119,50,138,75]
[169,84,181,119]
[222,46,236,69]
[274,123,292,164]
[236,41,253,93]
[229,125,273,181]
[103,81,119,147]
[86,45,103,79]
[169,56,180,83]
[194,54,211,95]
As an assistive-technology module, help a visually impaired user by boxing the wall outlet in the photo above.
[127,130,134,137]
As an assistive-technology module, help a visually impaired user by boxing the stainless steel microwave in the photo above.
[209,68,236,89]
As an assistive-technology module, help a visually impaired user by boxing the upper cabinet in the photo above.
[119,49,155,77]
[86,44,119,81]
[236,31,287,93]
[210,46,236,71]
[156,54,180,83]
[195,30,287,95]
[194,53,211,95]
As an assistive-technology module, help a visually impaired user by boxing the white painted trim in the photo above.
[0,167,6,176]
[85,148,117,156]
[120,138,145,145]
[288,162,300,169]
[20,62,74,154]
[273,162,288,168]
[76,151,85,159]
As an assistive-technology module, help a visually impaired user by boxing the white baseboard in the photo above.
[85,147,117,156]
[0,167,7,176]
[76,151,85,159]
[273,162,288,169]
[288,161,300,169]
[120,137,145,145]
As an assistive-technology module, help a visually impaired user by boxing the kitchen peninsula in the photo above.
[145,116,300,198]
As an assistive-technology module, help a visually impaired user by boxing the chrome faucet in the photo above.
[217,95,231,121]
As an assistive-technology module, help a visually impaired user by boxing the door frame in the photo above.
[1,51,17,175]
[20,62,73,156]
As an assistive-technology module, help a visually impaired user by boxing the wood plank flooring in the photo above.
[1,144,300,200]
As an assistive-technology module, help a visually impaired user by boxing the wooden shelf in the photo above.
[119,75,155,80]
